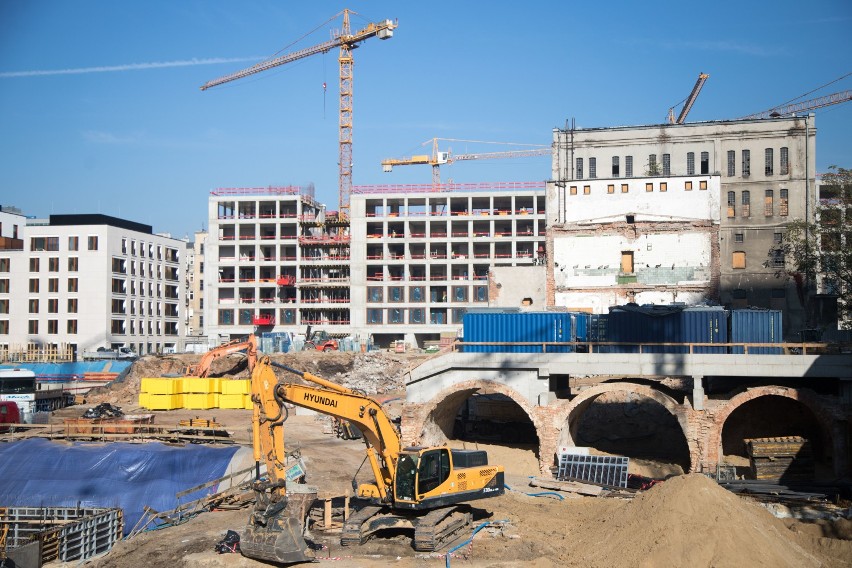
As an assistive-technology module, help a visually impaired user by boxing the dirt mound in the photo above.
[566,474,842,568]
[85,350,432,407]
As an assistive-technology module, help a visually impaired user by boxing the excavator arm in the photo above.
[256,358,401,502]
[185,335,258,378]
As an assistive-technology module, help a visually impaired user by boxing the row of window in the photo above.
[569,179,709,196]
[0,319,79,335]
[111,257,178,280]
[120,238,178,262]
[27,278,79,293]
[726,148,789,177]
[575,147,789,179]
[726,190,789,218]
[731,250,784,269]
[30,235,96,252]
[367,285,488,303]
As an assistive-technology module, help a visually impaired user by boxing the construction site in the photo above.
[2,6,852,568]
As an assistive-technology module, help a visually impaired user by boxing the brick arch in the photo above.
[405,379,540,448]
[709,386,839,467]
[549,382,697,473]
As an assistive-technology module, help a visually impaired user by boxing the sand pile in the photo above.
[566,474,841,568]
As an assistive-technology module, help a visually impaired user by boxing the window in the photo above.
[367,286,383,302]
[684,181,693,191]
[68,298,78,313]
[732,289,747,299]
[742,191,751,217]
[367,308,383,324]
[67,320,78,334]
[771,249,785,268]
[742,149,751,177]
[220,309,235,325]
[774,232,783,244]
[625,155,633,177]
[0,279,9,293]
[88,235,98,250]
[589,157,597,179]
[662,153,670,176]
[389,308,403,324]
[68,278,78,292]
[569,186,577,196]
[780,147,789,175]
[765,148,774,176]
[0,320,8,335]
[648,154,657,175]
[660,182,667,192]
[0,299,8,314]
[48,257,59,272]
[47,320,58,334]
[646,183,654,192]
[621,184,629,193]
[29,299,39,313]
[68,236,78,251]
[48,278,58,293]
[576,157,583,180]
[389,286,403,302]
[700,151,709,175]
[28,320,38,334]
[0,258,8,272]
[583,185,591,195]
[765,190,774,216]
[29,278,39,293]
[734,233,744,243]
[727,150,735,176]
[68,257,78,271]
[780,189,789,216]
[112,299,125,314]
[732,251,746,269]
[111,319,125,334]
[607,184,616,194]
[410,308,425,324]
[699,180,707,190]
[29,258,39,272]
[687,152,695,175]
[612,156,620,177]
[727,191,736,218]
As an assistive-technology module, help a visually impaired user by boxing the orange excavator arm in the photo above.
[185,335,258,378]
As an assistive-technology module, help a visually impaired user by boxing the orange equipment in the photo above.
[184,335,258,378]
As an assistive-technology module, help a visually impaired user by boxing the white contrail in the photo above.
[0,56,263,78]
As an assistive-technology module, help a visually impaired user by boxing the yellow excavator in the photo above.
[242,356,505,563]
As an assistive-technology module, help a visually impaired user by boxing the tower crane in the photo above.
[667,72,710,124]
[737,90,852,120]
[381,138,551,184]
[201,9,396,219]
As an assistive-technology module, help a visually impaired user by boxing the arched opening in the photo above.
[561,389,690,473]
[720,395,827,480]
[418,384,540,474]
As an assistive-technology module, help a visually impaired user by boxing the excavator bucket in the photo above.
[240,490,317,564]
[241,515,311,564]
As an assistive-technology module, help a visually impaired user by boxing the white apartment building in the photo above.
[204,183,546,348]
[186,230,207,340]
[0,214,184,357]
[548,115,816,335]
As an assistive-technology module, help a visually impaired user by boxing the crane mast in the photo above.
[201,9,396,218]
[667,72,710,124]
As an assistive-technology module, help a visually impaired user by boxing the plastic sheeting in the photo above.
[0,439,240,534]
[0,361,134,379]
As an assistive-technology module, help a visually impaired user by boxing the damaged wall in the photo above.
[488,265,547,308]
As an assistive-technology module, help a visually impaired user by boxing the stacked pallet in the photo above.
[746,436,814,481]
[139,378,252,410]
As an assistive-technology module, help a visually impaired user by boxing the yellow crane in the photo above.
[667,72,710,124]
[201,9,397,219]
[381,137,551,184]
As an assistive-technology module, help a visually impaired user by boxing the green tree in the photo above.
[772,166,852,328]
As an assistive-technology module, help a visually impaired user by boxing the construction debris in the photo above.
[746,436,814,481]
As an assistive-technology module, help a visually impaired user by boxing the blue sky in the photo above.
[1,1,850,240]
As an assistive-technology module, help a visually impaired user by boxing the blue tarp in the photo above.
[0,361,134,378]
[0,439,239,534]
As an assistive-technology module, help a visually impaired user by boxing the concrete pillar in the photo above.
[692,375,705,411]
[832,420,850,477]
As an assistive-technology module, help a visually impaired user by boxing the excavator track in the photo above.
[340,505,472,551]
[412,506,472,552]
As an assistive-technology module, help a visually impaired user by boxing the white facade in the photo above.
[0,215,184,357]
[548,116,816,335]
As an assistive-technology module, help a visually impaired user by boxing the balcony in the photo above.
[252,315,275,326]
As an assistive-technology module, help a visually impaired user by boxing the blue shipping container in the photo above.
[462,312,575,353]
[604,305,727,353]
[729,309,783,354]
